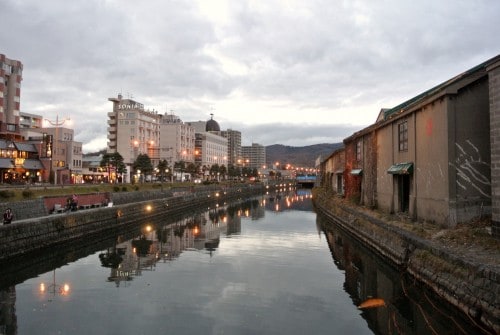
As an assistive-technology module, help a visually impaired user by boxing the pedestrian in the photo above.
[71,194,78,211]
[3,208,13,224]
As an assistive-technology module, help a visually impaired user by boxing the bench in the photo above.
[53,204,65,213]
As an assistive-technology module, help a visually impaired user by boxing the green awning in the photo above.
[350,168,363,175]
[387,162,413,175]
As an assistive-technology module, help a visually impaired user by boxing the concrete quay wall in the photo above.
[0,184,265,263]
[314,199,500,334]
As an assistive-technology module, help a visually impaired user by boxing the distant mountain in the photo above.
[266,143,343,168]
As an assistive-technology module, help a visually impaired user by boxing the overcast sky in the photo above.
[1,0,499,153]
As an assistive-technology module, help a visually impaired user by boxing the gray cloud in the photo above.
[1,0,499,152]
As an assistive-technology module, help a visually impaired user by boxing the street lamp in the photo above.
[44,115,71,185]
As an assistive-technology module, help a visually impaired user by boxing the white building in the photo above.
[158,113,195,165]
[188,116,228,169]
[107,94,161,181]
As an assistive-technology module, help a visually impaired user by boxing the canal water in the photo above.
[0,189,488,334]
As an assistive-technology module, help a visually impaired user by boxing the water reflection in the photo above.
[0,188,490,334]
[317,213,492,335]
[39,270,71,299]
[94,189,312,290]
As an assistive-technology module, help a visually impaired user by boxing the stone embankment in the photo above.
[313,189,499,334]
[0,184,266,263]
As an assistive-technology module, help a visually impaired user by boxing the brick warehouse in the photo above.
[320,54,500,237]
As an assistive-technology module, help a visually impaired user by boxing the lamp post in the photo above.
[44,115,71,185]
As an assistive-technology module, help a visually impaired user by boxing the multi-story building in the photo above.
[220,129,241,167]
[158,113,195,165]
[19,112,43,129]
[188,115,228,169]
[241,143,266,169]
[37,126,82,184]
[0,54,22,141]
[107,94,161,181]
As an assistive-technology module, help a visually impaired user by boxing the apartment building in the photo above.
[220,129,241,167]
[241,143,266,169]
[158,113,195,165]
[0,54,22,141]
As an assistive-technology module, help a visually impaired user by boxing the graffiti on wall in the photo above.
[450,140,491,198]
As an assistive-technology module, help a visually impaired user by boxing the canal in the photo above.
[0,189,488,334]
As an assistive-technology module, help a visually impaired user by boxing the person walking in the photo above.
[3,208,13,224]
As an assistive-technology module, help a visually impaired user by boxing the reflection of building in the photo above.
[106,239,157,287]
[193,211,228,253]
[319,215,482,335]
[226,211,242,236]
[0,286,17,334]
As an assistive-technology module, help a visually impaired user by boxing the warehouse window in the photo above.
[399,121,408,151]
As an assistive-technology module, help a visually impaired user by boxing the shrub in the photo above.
[0,190,15,199]
[121,186,128,192]
[113,186,120,192]
[22,189,34,199]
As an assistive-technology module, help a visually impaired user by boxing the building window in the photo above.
[356,140,362,161]
[399,121,408,151]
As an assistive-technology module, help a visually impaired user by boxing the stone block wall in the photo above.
[314,195,500,333]
[0,184,265,262]
[0,199,48,221]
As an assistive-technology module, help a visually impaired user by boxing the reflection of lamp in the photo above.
[39,269,70,299]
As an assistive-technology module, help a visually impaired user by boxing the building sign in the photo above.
[43,133,53,158]
[118,102,144,110]
[14,157,25,167]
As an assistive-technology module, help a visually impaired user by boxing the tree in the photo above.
[186,162,199,176]
[133,154,153,182]
[100,152,126,183]
[218,164,227,180]
[157,159,169,181]
[174,160,186,181]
